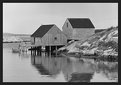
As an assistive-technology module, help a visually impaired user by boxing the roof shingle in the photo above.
[68,18,95,28]
[31,24,54,37]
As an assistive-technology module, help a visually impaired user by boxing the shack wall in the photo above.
[62,19,73,39]
[31,25,67,46]
[71,28,94,41]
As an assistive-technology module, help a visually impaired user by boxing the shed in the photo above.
[31,24,67,46]
[62,18,95,42]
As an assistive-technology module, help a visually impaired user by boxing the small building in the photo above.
[30,24,67,55]
[62,18,95,42]
[31,24,67,46]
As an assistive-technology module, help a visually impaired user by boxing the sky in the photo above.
[3,3,118,34]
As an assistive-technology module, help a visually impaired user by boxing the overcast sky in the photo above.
[3,3,118,34]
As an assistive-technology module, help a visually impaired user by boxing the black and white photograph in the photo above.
[3,3,118,82]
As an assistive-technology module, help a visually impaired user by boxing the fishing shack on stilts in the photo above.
[29,24,67,56]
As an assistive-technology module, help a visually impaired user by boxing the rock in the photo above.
[58,26,118,59]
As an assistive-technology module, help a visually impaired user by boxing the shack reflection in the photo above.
[31,52,118,82]
[61,58,95,82]
[31,52,96,82]
[31,54,61,78]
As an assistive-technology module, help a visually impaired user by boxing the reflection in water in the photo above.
[31,52,118,82]
[95,61,118,81]
[69,73,93,82]
[61,58,95,82]
[31,53,62,78]
[31,54,95,82]
[3,43,118,82]
[17,51,31,60]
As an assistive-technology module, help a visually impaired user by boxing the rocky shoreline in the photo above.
[57,26,118,61]
[58,51,118,62]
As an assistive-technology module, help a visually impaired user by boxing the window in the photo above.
[54,37,57,40]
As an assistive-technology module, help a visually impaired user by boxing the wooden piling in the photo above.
[30,45,64,57]
[49,46,51,56]
[37,47,39,56]
[40,46,41,56]
[55,46,57,56]
[49,46,51,52]
[34,48,36,56]
[30,47,31,55]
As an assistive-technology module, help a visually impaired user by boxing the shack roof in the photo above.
[68,18,95,28]
[31,24,54,37]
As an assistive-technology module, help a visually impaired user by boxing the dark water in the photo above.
[3,43,118,82]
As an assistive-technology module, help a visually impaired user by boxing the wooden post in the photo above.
[49,46,51,52]
[36,47,37,55]
[31,47,32,55]
[40,46,41,56]
[32,47,34,56]
[38,48,40,55]
[32,54,35,64]
[38,47,40,56]
[49,46,51,56]
[32,47,33,56]
[32,48,33,56]
[32,50,34,56]
[45,46,47,52]
[56,46,57,51]
[37,47,39,55]
[32,50,34,55]
[35,47,36,56]
[31,49,32,55]
[33,49,35,56]
[55,46,57,56]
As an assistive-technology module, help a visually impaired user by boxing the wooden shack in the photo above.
[62,18,95,42]
[30,24,67,56]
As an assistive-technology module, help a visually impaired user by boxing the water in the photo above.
[3,43,118,82]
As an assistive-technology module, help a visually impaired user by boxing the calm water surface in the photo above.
[3,43,118,82]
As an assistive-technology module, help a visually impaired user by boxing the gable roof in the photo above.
[68,18,95,28]
[31,24,54,37]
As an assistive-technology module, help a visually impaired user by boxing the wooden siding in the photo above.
[62,19,94,41]
[31,25,67,46]
[71,29,94,41]
[46,25,67,45]
[62,19,73,39]
[60,33,67,45]
[31,37,35,45]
